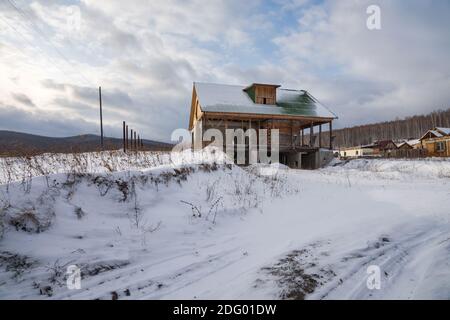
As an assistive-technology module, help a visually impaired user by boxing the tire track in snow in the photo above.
[313,225,450,300]
[52,246,243,299]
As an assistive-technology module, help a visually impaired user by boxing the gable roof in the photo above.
[419,127,450,140]
[406,139,420,146]
[193,82,337,119]
[397,142,413,149]
[396,139,420,148]
[373,140,396,149]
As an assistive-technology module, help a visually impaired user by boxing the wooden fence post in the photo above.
[123,121,126,152]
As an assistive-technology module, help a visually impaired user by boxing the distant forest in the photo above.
[316,108,450,148]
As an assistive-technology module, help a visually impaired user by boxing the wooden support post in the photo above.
[301,129,304,146]
[130,129,134,151]
[137,135,140,151]
[126,125,129,151]
[122,121,126,152]
[99,86,104,149]
[310,122,314,147]
[329,121,333,150]
[291,120,294,148]
[134,131,137,151]
[319,124,322,148]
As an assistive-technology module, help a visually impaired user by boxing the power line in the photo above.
[0,14,78,85]
[4,0,96,87]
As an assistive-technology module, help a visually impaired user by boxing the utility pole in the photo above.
[122,121,126,152]
[99,86,104,149]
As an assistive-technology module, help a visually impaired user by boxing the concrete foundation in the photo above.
[281,149,334,169]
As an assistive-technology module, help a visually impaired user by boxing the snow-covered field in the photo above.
[0,150,449,300]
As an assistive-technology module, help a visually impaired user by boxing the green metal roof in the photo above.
[194,82,337,119]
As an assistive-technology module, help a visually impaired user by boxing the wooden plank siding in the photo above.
[254,85,276,105]
[200,117,326,152]
[421,137,450,157]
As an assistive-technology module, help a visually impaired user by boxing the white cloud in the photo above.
[273,0,450,126]
[0,0,449,141]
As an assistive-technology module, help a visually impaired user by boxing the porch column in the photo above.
[309,122,314,147]
[319,124,322,148]
[291,120,294,148]
[329,121,333,150]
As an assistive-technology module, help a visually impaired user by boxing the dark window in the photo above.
[436,141,445,152]
[263,98,267,104]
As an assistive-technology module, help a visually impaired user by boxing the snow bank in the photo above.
[0,147,228,185]
[324,158,450,180]
[0,150,449,300]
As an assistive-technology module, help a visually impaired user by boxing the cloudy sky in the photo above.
[0,0,449,142]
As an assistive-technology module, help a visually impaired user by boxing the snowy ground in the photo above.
[0,150,449,300]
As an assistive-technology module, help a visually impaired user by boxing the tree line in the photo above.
[317,108,450,148]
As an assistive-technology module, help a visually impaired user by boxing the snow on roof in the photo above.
[420,129,444,140]
[436,127,450,135]
[430,130,443,137]
[406,139,420,146]
[194,82,337,119]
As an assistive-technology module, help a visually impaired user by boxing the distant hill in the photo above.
[0,131,173,156]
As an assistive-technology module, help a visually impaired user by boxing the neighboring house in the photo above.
[396,142,413,150]
[339,140,397,159]
[188,82,338,169]
[396,139,421,150]
[371,140,397,156]
[419,127,450,157]
[406,139,421,149]
[339,145,374,158]
[374,140,397,155]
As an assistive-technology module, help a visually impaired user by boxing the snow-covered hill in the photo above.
[0,150,449,299]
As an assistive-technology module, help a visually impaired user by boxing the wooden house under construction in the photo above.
[188,82,338,169]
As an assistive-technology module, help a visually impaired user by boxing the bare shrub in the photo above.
[205,179,219,202]
[139,221,162,245]
[74,206,85,219]
[180,200,202,218]
[129,180,143,228]
[232,173,260,210]
[206,197,223,224]
[46,259,74,285]
[0,251,36,279]
[0,198,9,239]
[63,173,85,200]
[5,186,57,234]
[181,196,224,224]
[92,175,115,197]
[20,156,34,194]
[115,179,130,201]
[8,206,54,233]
